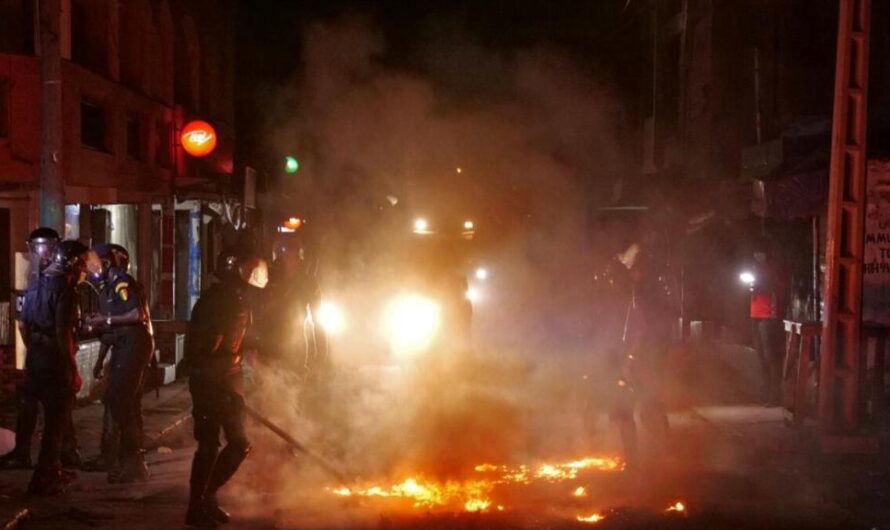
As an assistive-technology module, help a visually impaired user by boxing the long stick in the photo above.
[243,403,347,483]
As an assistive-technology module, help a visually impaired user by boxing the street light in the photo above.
[414,218,429,233]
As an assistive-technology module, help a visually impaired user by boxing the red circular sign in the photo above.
[181,120,217,157]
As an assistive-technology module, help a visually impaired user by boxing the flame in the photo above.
[666,501,686,513]
[464,499,491,512]
[576,513,605,524]
[329,455,622,513]
[330,477,493,511]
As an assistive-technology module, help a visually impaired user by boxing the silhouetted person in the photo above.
[609,233,674,469]
[15,228,82,495]
[184,250,268,528]
[85,244,153,483]
[747,244,788,406]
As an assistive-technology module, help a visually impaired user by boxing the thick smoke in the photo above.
[231,12,648,524]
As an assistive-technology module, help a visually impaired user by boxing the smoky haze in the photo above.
[233,12,660,525]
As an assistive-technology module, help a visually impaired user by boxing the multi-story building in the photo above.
[0,0,243,393]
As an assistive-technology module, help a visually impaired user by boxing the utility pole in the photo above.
[820,0,871,445]
[39,0,64,232]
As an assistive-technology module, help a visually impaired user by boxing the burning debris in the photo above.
[666,501,687,514]
[329,455,622,513]
[576,512,606,524]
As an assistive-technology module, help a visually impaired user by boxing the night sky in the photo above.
[235,0,627,164]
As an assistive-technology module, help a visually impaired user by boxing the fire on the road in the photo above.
[329,455,623,512]
[666,500,687,513]
[576,512,605,524]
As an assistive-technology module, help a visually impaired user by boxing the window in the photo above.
[0,77,8,138]
[80,99,106,151]
[127,114,143,160]
[71,0,108,76]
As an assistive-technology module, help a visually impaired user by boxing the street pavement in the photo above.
[0,365,885,528]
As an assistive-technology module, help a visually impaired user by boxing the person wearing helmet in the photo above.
[8,228,82,495]
[84,244,154,483]
[0,239,92,473]
[183,248,267,528]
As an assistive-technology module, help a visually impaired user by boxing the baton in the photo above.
[243,403,347,483]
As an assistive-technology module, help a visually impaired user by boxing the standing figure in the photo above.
[608,232,675,469]
[85,244,153,483]
[184,250,267,528]
[0,239,90,472]
[79,246,119,473]
[260,238,326,377]
[16,228,82,495]
[747,243,788,406]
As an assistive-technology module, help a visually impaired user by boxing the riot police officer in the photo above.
[85,244,153,483]
[0,239,88,473]
[184,249,267,528]
[15,228,82,495]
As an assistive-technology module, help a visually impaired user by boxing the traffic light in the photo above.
[284,156,300,174]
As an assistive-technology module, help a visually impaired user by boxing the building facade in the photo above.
[0,0,244,391]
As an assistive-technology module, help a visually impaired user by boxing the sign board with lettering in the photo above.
[863,159,890,324]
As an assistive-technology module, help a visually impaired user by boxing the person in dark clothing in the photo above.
[184,249,268,528]
[0,240,90,472]
[84,244,154,483]
[78,248,119,473]
[608,234,675,469]
[14,228,82,495]
[746,246,789,406]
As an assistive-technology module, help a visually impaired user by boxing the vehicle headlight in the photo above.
[383,294,441,355]
[315,301,345,335]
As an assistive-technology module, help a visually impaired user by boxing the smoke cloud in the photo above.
[228,11,687,526]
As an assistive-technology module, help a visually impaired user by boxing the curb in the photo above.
[2,508,29,530]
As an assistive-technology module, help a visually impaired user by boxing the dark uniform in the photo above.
[98,268,153,480]
[608,241,674,468]
[185,254,260,528]
[18,262,79,494]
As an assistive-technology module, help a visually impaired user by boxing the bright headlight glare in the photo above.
[384,295,440,355]
[739,271,756,285]
[315,301,345,335]
[466,287,480,302]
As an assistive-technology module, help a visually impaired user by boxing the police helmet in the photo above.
[107,244,130,273]
[215,249,268,289]
[215,249,241,281]
[59,240,89,274]
[27,227,60,271]
[92,243,129,280]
